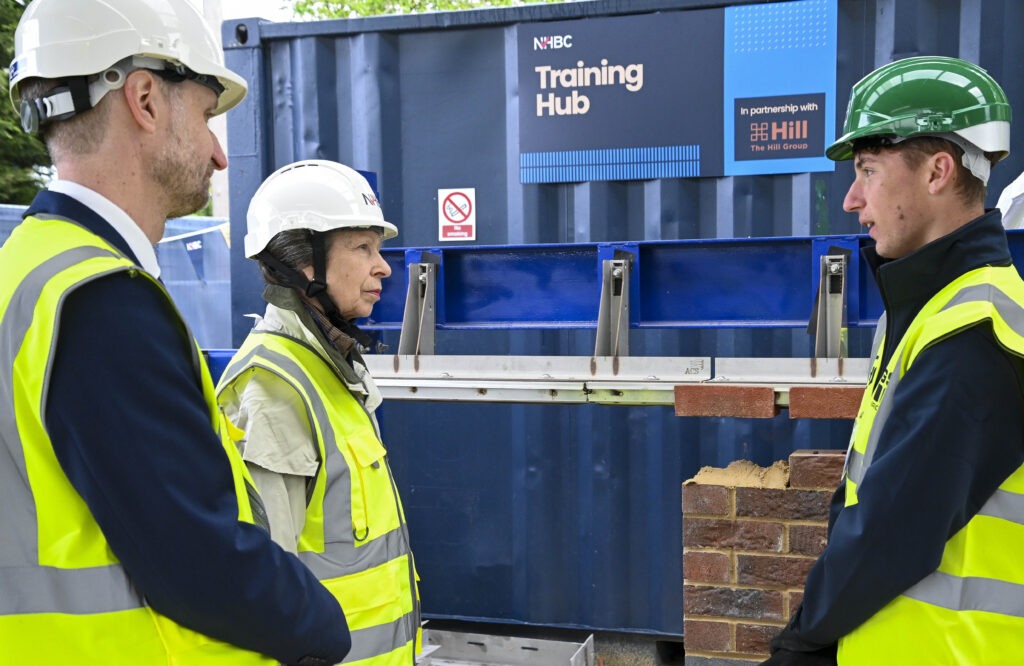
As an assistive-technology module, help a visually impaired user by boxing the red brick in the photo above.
[789,450,846,489]
[788,385,863,419]
[684,585,784,621]
[789,524,828,556]
[684,518,784,552]
[736,623,779,655]
[683,484,732,516]
[788,590,804,615]
[684,619,732,652]
[737,555,816,588]
[735,487,831,521]
[684,551,732,584]
[675,385,779,418]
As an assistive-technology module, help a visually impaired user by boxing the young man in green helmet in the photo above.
[763,56,1024,665]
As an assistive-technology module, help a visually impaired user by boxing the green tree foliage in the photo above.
[294,0,567,19]
[0,0,50,204]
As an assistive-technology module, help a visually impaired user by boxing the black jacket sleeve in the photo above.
[781,324,1024,648]
[45,272,351,665]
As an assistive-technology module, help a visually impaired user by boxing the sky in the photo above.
[220,0,296,21]
[187,0,297,24]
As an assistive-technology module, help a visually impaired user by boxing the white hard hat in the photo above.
[9,0,247,122]
[245,160,399,259]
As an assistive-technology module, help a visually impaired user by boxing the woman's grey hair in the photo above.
[259,227,388,286]
[258,228,315,286]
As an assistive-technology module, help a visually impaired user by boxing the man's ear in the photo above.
[121,70,160,133]
[926,150,957,195]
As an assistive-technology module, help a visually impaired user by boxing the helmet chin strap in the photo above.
[256,234,375,349]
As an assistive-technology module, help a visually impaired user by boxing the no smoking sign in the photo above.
[438,188,476,241]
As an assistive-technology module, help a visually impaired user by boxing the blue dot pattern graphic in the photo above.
[730,0,831,53]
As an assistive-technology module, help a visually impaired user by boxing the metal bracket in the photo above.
[814,254,847,359]
[594,254,633,357]
[398,262,437,355]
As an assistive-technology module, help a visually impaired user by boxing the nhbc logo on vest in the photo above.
[532,34,645,117]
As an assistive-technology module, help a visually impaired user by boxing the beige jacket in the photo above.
[219,287,383,552]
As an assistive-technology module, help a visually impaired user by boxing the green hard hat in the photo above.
[827,55,1011,161]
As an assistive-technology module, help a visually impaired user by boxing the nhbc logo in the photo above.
[533,35,573,50]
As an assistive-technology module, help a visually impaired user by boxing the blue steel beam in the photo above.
[366,230,1024,333]
[366,234,884,332]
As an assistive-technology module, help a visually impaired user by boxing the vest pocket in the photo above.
[322,555,414,630]
[344,425,401,544]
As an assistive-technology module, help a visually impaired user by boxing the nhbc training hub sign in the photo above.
[517,0,837,184]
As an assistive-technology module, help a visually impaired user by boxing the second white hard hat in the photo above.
[245,160,399,259]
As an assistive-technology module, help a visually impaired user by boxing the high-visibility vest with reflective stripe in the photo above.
[217,330,421,666]
[0,215,274,665]
[839,265,1024,665]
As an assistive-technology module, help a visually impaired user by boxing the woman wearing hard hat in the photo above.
[217,160,419,666]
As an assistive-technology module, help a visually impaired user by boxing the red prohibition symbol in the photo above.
[442,192,472,223]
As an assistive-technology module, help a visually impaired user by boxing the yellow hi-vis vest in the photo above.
[0,215,274,665]
[839,265,1024,665]
[217,330,421,666]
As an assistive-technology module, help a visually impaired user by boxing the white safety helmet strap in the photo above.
[17,56,224,135]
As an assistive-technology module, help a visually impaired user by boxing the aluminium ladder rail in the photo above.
[361,354,868,418]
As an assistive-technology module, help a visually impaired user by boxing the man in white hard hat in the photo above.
[217,160,421,666]
[0,1,349,664]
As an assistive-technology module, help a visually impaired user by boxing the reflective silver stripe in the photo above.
[900,279,1024,621]
[0,564,143,616]
[846,349,904,488]
[904,571,1024,618]
[0,244,144,615]
[224,332,420,660]
[222,338,399,561]
[343,609,418,663]
[868,314,886,366]
[0,246,121,565]
[849,278,1024,487]
[940,282,1024,337]
[258,344,345,546]
[841,317,887,484]
[977,488,1024,525]
[297,527,406,579]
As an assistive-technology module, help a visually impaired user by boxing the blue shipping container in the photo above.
[220,0,1024,638]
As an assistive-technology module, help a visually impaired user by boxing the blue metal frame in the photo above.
[365,234,879,333]
[364,231,1024,336]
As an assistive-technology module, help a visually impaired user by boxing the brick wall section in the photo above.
[682,450,845,663]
